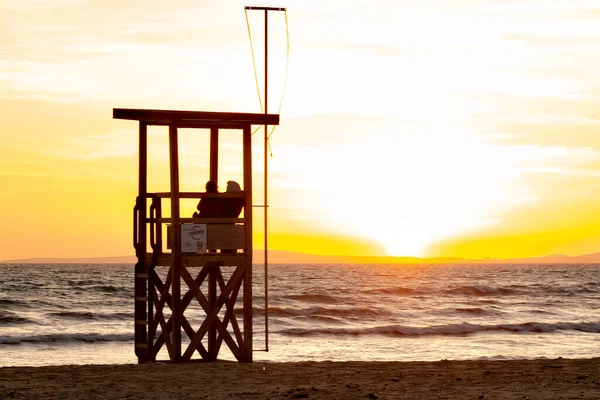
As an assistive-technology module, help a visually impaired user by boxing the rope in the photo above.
[245,10,290,149]
[268,137,273,157]
[245,9,264,113]
[278,11,290,115]
[266,10,290,142]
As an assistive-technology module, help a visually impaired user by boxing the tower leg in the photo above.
[208,268,217,360]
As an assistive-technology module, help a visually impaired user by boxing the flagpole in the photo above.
[244,5,286,353]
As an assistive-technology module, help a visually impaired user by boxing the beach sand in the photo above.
[1,358,599,399]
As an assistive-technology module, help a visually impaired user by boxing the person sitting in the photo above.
[221,180,244,218]
[220,180,244,254]
[193,180,220,218]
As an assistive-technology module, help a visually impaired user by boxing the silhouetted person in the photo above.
[193,180,220,218]
[221,180,244,218]
[220,180,244,254]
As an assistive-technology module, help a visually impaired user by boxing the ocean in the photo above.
[0,263,598,367]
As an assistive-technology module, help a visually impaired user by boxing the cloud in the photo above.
[506,34,600,45]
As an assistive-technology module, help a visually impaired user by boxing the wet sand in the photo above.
[1,357,599,399]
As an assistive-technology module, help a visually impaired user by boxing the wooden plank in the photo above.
[180,268,210,311]
[179,268,211,360]
[161,222,245,249]
[245,6,286,11]
[208,269,217,360]
[156,269,211,362]
[207,225,245,250]
[149,270,172,343]
[177,267,212,360]
[178,265,210,359]
[168,123,182,362]
[152,313,173,360]
[215,269,244,349]
[181,319,210,359]
[155,197,163,254]
[242,125,253,362]
[145,253,245,268]
[113,108,280,126]
[159,217,244,224]
[181,265,245,361]
[140,121,249,130]
[209,278,244,361]
[229,308,244,350]
[148,198,160,360]
[150,270,174,360]
[147,264,155,361]
[178,267,210,359]
[215,283,244,361]
[148,192,245,199]
[179,267,210,312]
[213,269,244,358]
[148,276,161,351]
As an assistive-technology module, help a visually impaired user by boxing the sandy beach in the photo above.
[0,358,598,399]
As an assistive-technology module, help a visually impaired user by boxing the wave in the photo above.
[454,307,487,314]
[361,287,424,296]
[0,332,132,345]
[0,299,34,308]
[60,284,128,293]
[265,306,393,318]
[444,285,517,296]
[0,311,33,325]
[281,294,340,304]
[48,311,96,319]
[47,311,132,320]
[359,285,518,297]
[277,321,600,337]
[67,279,108,287]
[88,285,126,293]
[291,315,344,324]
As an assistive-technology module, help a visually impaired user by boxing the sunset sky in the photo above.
[1,0,600,260]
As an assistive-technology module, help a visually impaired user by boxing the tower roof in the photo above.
[113,108,279,128]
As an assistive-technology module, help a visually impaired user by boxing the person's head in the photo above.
[205,180,218,193]
[226,180,241,192]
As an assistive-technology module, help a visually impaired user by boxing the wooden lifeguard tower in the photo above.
[114,108,279,363]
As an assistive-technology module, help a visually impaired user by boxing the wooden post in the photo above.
[135,122,148,363]
[263,9,270,353]
[208,270,217,360]
[210,127,219,183]
[208,127,219,359]
[242,124,253,362]
[148,196,161,361]
[168,124,182,362]
[139,122,148,236]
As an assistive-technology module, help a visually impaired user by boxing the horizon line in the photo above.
[2,249,600,264]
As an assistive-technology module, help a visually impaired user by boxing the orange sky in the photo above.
[1,0,600,260]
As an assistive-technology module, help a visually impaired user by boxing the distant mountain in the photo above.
[489,252,600,264]
[0,256,137,264]
[2,251,600,264]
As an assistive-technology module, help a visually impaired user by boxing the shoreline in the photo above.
[1,357,599,399]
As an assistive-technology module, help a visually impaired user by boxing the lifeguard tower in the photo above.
[114,108,279,363]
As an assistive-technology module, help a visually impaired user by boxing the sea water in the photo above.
[0,263,598,367]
